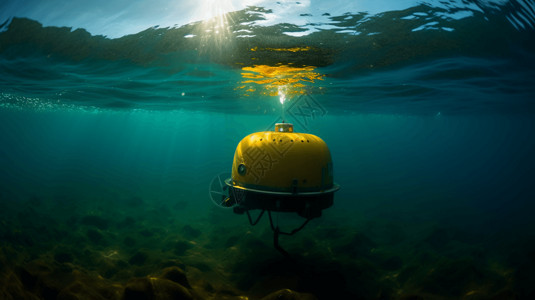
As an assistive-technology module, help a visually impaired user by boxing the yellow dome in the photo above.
[230,128,334,194]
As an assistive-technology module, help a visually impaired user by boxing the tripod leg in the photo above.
[273,227,290,258]
[267,210,314,257]
[246,209,265,226]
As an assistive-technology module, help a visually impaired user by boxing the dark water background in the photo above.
[1,1,535,299]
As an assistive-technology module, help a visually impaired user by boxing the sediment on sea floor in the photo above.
[0,193,531,299]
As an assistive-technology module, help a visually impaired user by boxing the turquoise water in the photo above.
[1,1,535,299]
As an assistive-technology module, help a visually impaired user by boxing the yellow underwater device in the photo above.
[218,122,339,255]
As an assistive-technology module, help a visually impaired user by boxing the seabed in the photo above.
[0,190,531,300]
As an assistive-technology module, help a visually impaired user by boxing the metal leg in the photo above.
[267,210,313,257]
[244,209,314,256]
[273,226,290,257]
[246,209,265,226]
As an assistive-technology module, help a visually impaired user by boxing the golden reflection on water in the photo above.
[236,47,324,98]
[249,46,312,53]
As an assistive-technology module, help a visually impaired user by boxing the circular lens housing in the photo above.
[238,163,246,175]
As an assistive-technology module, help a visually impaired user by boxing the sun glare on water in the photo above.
[196,0,237,21]
[190,0,242,49]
